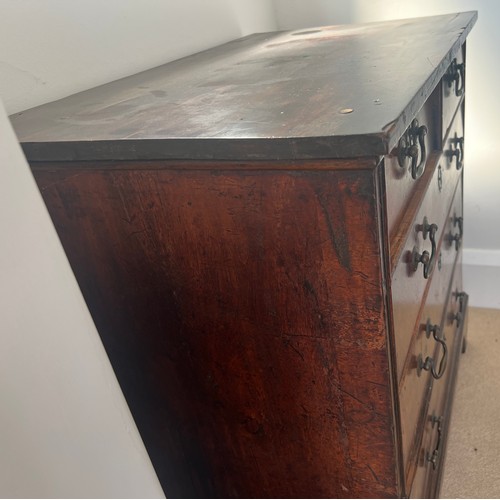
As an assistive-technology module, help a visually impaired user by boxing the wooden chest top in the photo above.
[10,12,476,162]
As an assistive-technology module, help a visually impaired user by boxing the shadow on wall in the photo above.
[0,99,165,498]
[0,0,277,115]
[273,0,355,29]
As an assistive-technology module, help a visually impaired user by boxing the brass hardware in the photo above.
[418,320,448,379]
[449,135,464,170]
[437,165,443,192]
[425,319,440,339]
[411,217,438,279]
[447,58,465,97]
[397,119,428,179]
[452,289,466,327]
[450,216,463,250]
[427,414,443,470]
[455,290,466,310]
[456,292,469,353]
[453,311,463,328]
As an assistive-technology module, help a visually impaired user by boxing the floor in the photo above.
[440,306,500,498]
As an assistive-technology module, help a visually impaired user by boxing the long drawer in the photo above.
[398,178,463,480]
[409,262,468,498]
[391,125,464,382]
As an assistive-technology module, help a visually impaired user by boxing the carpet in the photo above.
[440,307,500,498]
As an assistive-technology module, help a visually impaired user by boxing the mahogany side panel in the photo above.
[34,165,398,498]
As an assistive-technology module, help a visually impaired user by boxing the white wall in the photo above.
[0,2,278,496]
[0,101,164,498]
[274,0,500,309]
[272,0,352,30]
[0,0,494,304]
[0,0,277,114]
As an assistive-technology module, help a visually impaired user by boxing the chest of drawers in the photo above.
[10,12,477,498]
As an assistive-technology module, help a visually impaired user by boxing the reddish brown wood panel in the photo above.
[34,165,398,498]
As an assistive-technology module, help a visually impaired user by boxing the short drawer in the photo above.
[391,167,463,381]
[389,102,464,271]
[443,103,465,173]
[409,265,468,498]
[385,86,441,238]
[442,44,465,141]
[398,199,463,482]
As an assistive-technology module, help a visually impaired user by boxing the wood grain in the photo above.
[15,13,477,498]
[34,164,399,498]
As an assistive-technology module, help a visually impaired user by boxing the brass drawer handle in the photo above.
[427,414,443,470]
[450,216,463,251]
[448,58,465,97]
[449,136,464,170]
[411,217,438,279]
[454,291,469,353]
[397,119,428,179]
[418,321,448,379]
[453,311,463,328]
[456,290,467,312]
[452,289,467,327]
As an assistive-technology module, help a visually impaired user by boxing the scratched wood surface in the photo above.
[34,164,399,498]
[10,13,476,162]
[15,13,478,498]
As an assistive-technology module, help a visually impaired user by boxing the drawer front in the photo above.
[427,266,466,422]
[442,44,465,141]
[392,161,463,381]
[409,264,468,498]
[398,186,463,479]
[443,103,465,174]
[385,87,441,239]
[390,105,464,271]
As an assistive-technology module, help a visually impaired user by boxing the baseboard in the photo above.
[463,248,500,310]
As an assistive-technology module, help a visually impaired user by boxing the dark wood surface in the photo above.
[384,86,441,241]
[398,179,462,487]
[34,164,400,498]
[391,105,464,383]
[410,263,465,498]
[442,44,465,141]
[391,170,459,380]
[16,13,477,499]
[10,13,476,162]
